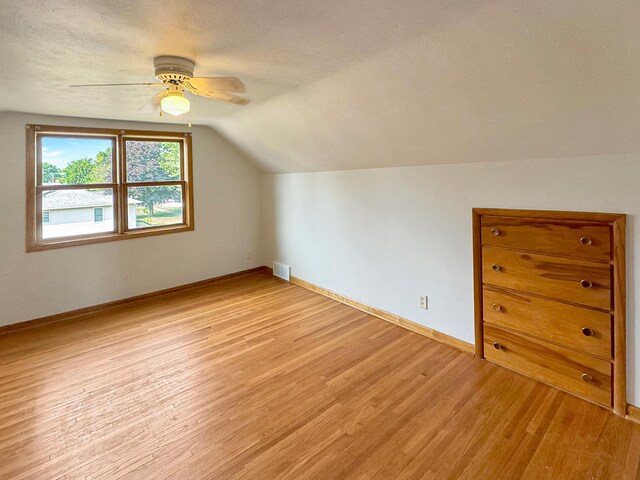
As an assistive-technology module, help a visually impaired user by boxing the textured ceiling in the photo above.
[1,0,639,172]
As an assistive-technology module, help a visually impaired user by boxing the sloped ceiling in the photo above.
[1,0,639,172]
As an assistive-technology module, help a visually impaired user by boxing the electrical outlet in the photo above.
[419,294,428,310]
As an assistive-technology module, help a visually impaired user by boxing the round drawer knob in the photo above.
[491,264,502,272]
[580,279,593,289]
[582,327,594,337]
[492,303,502,312]
[581,373,594,383]
[493,342,503,350]
[490,228,501,237]
[580,236,593,246]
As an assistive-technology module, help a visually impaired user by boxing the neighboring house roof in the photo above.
[42,190,141,210]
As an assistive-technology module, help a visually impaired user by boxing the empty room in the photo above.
[1,0,640,478]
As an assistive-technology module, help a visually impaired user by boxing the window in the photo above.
[26,125,194,251]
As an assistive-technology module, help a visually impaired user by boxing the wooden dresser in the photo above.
[472,208,626,416]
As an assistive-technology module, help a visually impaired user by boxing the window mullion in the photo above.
[117,133,126,233]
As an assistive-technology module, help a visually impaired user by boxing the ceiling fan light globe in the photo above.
[161,94,190,116]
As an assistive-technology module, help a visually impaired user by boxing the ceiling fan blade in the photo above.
[138,90,168,113]
[69,82,163,87]
[184,76,246,93]
[191,89,250,106]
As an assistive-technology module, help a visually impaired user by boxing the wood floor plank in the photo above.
[0,271,638,479]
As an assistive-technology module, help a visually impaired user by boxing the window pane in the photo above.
[125,140,181,182]
[41,136,113,185]
[127,186,184,229]
[41,189,115,239]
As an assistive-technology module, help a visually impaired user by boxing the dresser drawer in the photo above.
[484,324,612,407]
[483,287,611,359]
[482,246,611,310]
[481,216,611,261]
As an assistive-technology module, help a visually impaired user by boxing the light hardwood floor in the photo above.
[1,270,639,479]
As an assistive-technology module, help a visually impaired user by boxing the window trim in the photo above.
[26,125,194,252]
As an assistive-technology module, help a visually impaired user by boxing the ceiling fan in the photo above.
[70,56,249,118]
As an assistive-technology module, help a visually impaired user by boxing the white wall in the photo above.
[0,112,262,326]
[262,154,640,406]
[128,203,136,228]
[48,206,112,225]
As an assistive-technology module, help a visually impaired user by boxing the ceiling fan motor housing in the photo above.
[154,56,195,83]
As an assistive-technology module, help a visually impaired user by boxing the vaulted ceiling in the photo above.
[2,0,639,172]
